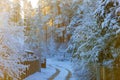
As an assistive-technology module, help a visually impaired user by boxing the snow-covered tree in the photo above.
[23,0,34,26]
[36,0,79,54]
[67,0,120,79]
[10,0,21,24]
[94,0,120,66]
[24,20,42,61]
[0,0,11,13]
[0,12,27,80]
[67,0,98,79]
[0,2,39,78]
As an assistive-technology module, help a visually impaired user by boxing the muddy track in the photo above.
[56,65,72,80]
[48,66,60,80]
[65,68,72,80]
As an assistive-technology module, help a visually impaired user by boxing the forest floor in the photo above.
[25,58,75,80]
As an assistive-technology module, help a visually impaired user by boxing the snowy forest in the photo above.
[1,0,120,80]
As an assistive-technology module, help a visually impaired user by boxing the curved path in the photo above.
[25,59,73,80]
[48,64,72,80]
[48,65,60,80]
[65,68,72,80]
[56,65,72,80]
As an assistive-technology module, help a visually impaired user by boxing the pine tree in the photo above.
[0,0,11,13]
[10,0,21,24]
[23,0,33,26]
[24,0,42,64]
[67,0,120,79]
[94,0,120,65]
[0,10,27,79]
[67,0,98,79]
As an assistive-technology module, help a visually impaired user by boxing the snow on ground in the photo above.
[25,58,76,80]
[52,65,68,80]
[47,58,72,80]
[25,64,56,80]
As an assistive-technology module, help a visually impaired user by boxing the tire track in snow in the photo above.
[55,65,72,80]
[65,68,72,80]
[47,59,73,80]
[48,65,60,80]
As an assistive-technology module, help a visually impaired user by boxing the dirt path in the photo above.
[48,65,72,80]
[65,68,72,80]
[48,65,60,80]
[56,65,72,80]
[25,59,74,80]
